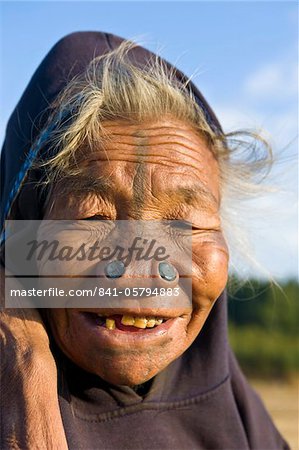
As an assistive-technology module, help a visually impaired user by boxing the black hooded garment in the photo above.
[0,32,289,450]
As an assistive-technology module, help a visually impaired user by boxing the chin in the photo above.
[91,363,158,387]
[59,343,178,386]
[46,307,198,386]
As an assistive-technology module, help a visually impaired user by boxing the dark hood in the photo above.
[0,32,289,450]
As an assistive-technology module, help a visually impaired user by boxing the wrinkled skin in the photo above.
[0,268,68,449]
[42,117,229,386]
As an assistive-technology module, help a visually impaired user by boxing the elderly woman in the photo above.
[0,32,289,449]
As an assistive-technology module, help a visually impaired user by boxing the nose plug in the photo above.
[105,260,177,281]
[105,260,126,279]
[158,262,177,281]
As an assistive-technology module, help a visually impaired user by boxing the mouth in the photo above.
[83,312,169,332]
[64,307,190,352]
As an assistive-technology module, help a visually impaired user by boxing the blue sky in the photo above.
[0,1,298,279]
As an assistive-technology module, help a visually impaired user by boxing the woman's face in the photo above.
[42,118,229,386]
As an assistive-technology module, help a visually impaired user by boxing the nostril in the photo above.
[105,260,126,278]
[158,262,177,282]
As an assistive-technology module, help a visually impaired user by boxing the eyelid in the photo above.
[84,215,113,220]
[168,219,193,229]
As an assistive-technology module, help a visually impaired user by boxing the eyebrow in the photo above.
[59,175,218,210]
[164,185,219,210]
[59,174,114,199]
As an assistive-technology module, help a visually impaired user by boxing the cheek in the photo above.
[46,310,67,342]
[47,310,88,368]
[192,237,229,311]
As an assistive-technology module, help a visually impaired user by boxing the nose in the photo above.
[90,256,191,310]
[104,260,178,283]
[91,219,189,296]
[95,258,179,290]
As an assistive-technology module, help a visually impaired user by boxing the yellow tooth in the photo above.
[155,318,163,326]
[121,315,135,326]
[146,317,156,328]
[134,317,147,329]
[106,318,115,330]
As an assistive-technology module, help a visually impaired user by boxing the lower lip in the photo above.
[73,312,178,347]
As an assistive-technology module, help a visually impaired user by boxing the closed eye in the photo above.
[168,220,194,230]
[84,215,113,221]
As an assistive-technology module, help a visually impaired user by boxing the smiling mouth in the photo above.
[84,312,169,332]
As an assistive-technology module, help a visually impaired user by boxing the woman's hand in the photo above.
[0,266,68,449]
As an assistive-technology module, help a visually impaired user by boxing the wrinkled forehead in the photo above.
[76,118,219,189]
[47,118,220,215]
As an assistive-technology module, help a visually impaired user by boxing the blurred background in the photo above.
[1,1,298,447]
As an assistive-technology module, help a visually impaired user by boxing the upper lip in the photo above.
[76,308,187,319]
